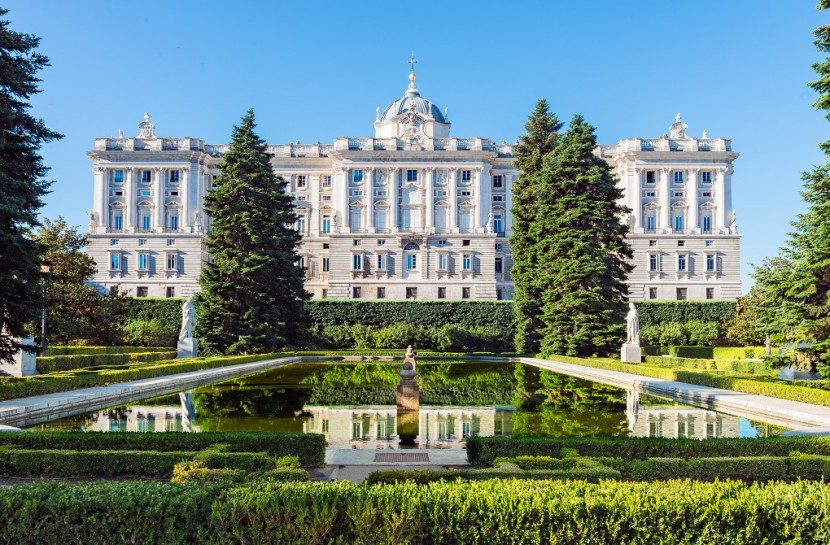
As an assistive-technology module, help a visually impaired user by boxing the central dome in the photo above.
[379,80,447,124]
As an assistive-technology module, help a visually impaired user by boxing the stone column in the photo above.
[366,168,375,233]
[342,167,351,233]
[474,167,483,232]
[93,167,107,233]
[478,165,491,232]
[154,167,164,232]
[723,166,734,232]
[390,167,399,231]
[688,168,699,232]
[425,167,435,232]
[332,166,347,234]
[449,167,458,233]
[715,168,727,232]
[124,167,135,232]
[633,168,642,229]
[504,173,514,235]
[181,166,191,232]
[659,168,671,232]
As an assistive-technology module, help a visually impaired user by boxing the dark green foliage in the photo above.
[122,319,177,346]
[511,99,563,354]
[36,350,176,373]
[635,301,737,328]
[670,346,715,359]
[126,297,182,326]
[0,431,325,467]
[171,464,308,485]
[0,10,62,363]
[0,448,193,478]
[626,456,790,482]
[44,345,171,356]
[315,322,511,351]
[364,464,620,484]
[0,353,281,402]
[535,116,632,357]
[466,435,830,467]
[197,110,308,355]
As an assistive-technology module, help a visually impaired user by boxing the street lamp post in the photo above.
[40,262,51,351]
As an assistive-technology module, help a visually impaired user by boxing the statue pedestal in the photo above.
[1,338,38,377]
[621,343,642,363]
[396,373,419,411]
[177,337,198,359]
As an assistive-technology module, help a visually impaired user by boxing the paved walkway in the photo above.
[0,356,302,427]
[318,448,470,483]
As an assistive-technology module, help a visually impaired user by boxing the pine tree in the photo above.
[754,3,830,372]
[534,115,632,358]
[510,99,562,353]
[196,110,308,354]
[0,10,62,363]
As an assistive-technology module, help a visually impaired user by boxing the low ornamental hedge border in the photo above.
[2,479,828,544]
[0,432,325,467]
[465,435,830,467]
[364,464,621,485]
[547,354,830,407]
[43,346,172,356]
[36,351,177,373]
[0,353,281,402]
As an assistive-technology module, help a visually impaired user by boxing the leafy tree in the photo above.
[0,10,62,363]
[534,115,633,357]
[510,99,562,353]
[32,217,128,345]
[196,110,308,354]
[754,3,830,372]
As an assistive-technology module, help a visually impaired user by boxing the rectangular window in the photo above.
[496,288,503,300]
[648,240,657,247]
[437,287,447,299]
[462,239,471,246]
[674,171,684,183]
[138,239,147,246]
[492,175,503,188]
[113,170,124,184]
[462,287,471,299]
[460,190,471,197]
[323,175,332,187]
[141,170,151,184]
[352,254,362,271]
[677,254,687,272]
[649,287,658,300]
[706,254,716,272]
[321,289,328,298]
[706,287,715,300]
[322,195,332,201]
[297,175,307,188]
[166,253,177,271]
[169,171,180,184]
[649,254,658,272]
[673,191,684,198]
[349,189,363,197]
[676,288,687,301]
[438,253,448,271]
[353,169,363,183]
[376,254,387,271]
[674,216,684,231]
[437,239,448,246]
[406,287,417,299]
[322,216,331,234]
[170,214,179,230]
[353,239,361,246]
[142,214,151,231]
[113,213,124,230]
[377,287,386,299]
[138,253,149,271]
[140,190,151,197]
[166,287,175,298]
[461,170,472,182]
[462,253,472,271]
[136,286,148,297]
[352,287,361,299]
[323,243,330,249]
[322,257,330,272]
[493,195,504,202]
[644,191,656,197]
[493,214,503,234]
[646,216,656,230]
[111,239,119,246]
[702,191,712,197]
[377,239,385,245]
[702,171,712,183]
[495,243,503,251]
[406,169,418,182]
[109,252,121,270]
[702,216,712,232]
[296,215,306,233]
[645,171,656,184]
[495,257,503,274]
[705,240,714,247]
[678,240,686,247]
[406,254,417,270]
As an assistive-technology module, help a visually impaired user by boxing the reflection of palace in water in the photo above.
[302,405,514,449]
[630,407,740,439]
[82,392,198,433]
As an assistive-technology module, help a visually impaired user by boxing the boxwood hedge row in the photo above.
[3,479,829,544]
[635,301,737,327]
[36,350,177,373]
[44,346,172,356]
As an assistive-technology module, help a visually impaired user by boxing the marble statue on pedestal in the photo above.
[621,302,642,363]
[0,336,37,377]
[177,294,198,358]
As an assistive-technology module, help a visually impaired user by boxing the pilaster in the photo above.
[449,167,458,233]
[659,168,671,232]
[390,167,400,231]
[425,167,435,232]
[124,167,135,231]
[153,167,164,232]
[366,168,375,233]
[688,167,699,232]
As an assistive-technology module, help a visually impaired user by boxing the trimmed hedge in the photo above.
[0,432,325,467]
[4,480,830,544]
[44,346,172,356]
[547,354,830,407]
[0,353,281,402]
[126,297,183,327]
[713,346,768,360]
[626,456,790,482]
[364,464,620,484]
[36,350,177,373]
[466,435,830,467]
[635,301,737,327]
[170,466,308,485]
[0,448,192,478]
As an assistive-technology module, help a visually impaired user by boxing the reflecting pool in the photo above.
[28,361,784,447]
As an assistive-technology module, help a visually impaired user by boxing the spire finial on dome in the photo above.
[408,52,417,82]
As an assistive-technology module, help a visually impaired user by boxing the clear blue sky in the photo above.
[6,1,828,293]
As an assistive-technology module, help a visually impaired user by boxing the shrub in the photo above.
[44,346,172,356]
[635,301,737,327]
[658,322,687,346]
[170,461,308,485]
[639,325,662,347]
[0,448,193,478]
[364,465,620,484]
[36,350,177,373]
[626,456,790,482]
[669,346,714,359]
[682,320,722,346]
[122,319,178,347]
[713,346,767,360]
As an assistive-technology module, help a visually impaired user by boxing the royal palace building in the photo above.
[85,67,741,301]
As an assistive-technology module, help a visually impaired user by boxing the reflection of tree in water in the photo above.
[194,384,311,418]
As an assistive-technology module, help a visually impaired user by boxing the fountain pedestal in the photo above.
[396,345,419,411]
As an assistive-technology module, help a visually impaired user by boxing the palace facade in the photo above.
[85,69,741,301]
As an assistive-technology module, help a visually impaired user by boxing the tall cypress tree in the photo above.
[755,1,830,371]
[535,115,632,357]
[0,10,62,363]
[196,110,308,354]
[510,99,562,353]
